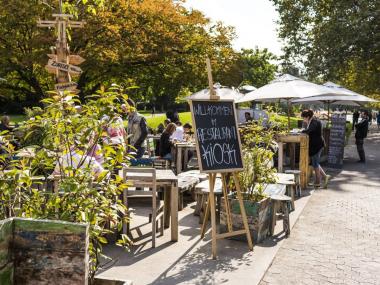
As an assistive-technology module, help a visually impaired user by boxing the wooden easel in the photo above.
[197,59,253,259]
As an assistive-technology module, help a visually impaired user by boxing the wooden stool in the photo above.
[178,176,199,211]
[194,178,222,216]
[285,170,302,197]
[199,187,223,225]
[270,194,292,237]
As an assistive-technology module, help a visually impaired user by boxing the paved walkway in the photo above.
[261,129,380,285]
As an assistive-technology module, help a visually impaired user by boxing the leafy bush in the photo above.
[232,122,282,203]
[0,86,132,281]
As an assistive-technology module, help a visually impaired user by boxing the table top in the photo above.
[121,169,177,183]
[262,184,287,196]
[16,147,36,158]
[175,142,196,148]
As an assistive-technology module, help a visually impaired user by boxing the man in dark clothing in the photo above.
[355,110,369,163]
[123,99,148,159]
[301,109,329,188]
[352,110,359,130]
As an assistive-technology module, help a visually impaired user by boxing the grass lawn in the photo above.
[7,111,298,130]
[7,115,27,125]
[145,112,192,129]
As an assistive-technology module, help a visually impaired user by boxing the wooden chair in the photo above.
[122,167,164,248]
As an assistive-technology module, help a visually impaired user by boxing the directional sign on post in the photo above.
[47,59,82,75]
[55,82,78,92]
[69,55,85,65]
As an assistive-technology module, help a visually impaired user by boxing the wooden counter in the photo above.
[277,133,309,189]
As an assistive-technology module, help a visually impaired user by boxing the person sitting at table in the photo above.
[245,112,253,123]
[170,121,184,142]
[53,146,105,179]
[301,109,330,188]
[0,116,13,133]
[183,123,193,141]
[159,123,177,161]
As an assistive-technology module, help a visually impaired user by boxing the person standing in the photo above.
[124,99,148,159]
[352,110,359,130]
[355,110,369,163]
[301,109,330,188]
[376,111,380,130]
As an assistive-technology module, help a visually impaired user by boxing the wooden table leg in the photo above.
[278,142,284,173]
[183,148,189,172]
[176,146,182,175]
[299,137,309,189]
[164,186,170,228]
[170,181,178,242]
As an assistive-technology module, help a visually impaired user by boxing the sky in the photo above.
[184,0,283,56]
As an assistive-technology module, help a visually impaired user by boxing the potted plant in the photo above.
[220,122,278,243]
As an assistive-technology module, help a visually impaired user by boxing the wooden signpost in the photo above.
[37,3,85,95]
[190,59,253,259]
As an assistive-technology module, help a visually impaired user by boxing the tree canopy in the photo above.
[271,0,380,98]
[0,0,236,112]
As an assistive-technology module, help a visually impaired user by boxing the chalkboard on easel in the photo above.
[190,100,244,173]
[328,114,347,169]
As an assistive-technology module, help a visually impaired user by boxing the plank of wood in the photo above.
[233,172,254,251]
[216,229,246,239]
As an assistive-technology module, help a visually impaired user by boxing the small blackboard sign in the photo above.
[328,114,347,169]
[190,100,244,173]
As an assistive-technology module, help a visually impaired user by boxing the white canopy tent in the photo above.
[292,82,376,122]
[237,74,339,128]
[187,83,244,102]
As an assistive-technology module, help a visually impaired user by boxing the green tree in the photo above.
[271,0,380,97]
[0,0,237,112]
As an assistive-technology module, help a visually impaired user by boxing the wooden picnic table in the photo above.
[175,142,196,174]
[277,133,309,189]
[120,168,179,242]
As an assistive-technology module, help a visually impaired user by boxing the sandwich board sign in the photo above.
[328,114,347,169]
[190,99,244,173]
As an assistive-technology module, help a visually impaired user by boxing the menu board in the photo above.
[328,114,347,169]
[190,100,244,173]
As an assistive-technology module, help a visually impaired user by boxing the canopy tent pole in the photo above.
[287,99,291,129]
[327,101,330,125]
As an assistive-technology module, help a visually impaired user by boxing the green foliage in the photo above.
[237,48,278,88]
[0,0,240,112]
[0,87,132,281]
[271,0,380,98]
[233,122,281,202]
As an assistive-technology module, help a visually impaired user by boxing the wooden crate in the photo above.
[0,218,88,285]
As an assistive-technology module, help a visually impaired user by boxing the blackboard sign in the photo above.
[328,114,347,169]
[190,100,244,173]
